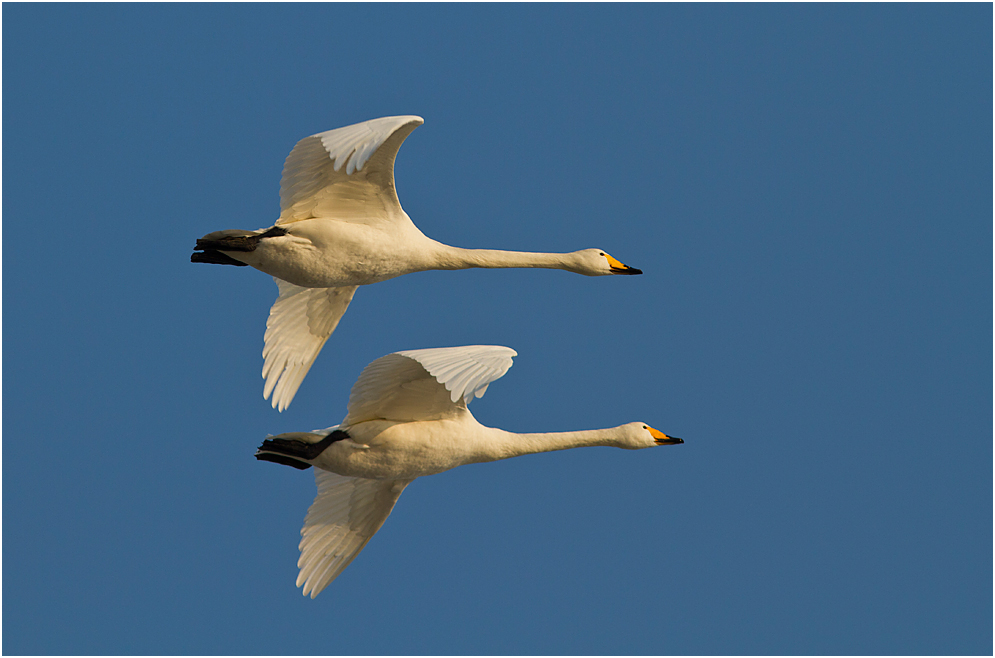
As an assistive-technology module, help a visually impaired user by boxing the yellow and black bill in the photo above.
[647,426,684,445]
[604,253,643,275]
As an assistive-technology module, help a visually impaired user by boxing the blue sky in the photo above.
[3,3,990,655]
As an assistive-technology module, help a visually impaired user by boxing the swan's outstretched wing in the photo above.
[344,345,517,424]
[263,279,358,411]
[277,115,424,225]
[297,469,411,598]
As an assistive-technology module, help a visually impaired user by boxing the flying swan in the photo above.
[192,116,643,411]
[255,344,683,598]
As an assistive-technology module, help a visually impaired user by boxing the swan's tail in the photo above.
[191,226,288,265]
[255,428,350,470]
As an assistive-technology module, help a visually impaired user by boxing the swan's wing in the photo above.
[277,115,424,225]
[344,345,517,424]
[263,279,359,411]
[297,470,411,598]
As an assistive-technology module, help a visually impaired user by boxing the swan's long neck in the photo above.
[429,243,582,273]
[473,426,631,463]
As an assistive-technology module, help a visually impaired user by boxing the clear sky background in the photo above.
[3,4,991,655]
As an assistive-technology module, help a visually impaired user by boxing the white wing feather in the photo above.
[263,279,358,411]
[399,345,517,403]
[278,115,423,224]
[344,345,517,424]
[297,469,411,598]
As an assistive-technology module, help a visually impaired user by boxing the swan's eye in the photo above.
[642,425,648,429]
[599,252,605,257]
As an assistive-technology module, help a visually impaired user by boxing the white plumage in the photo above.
[194,116,643,411]
[261,281,357,408]
[255,345,683,598]
[296,468,408,598]
[395,345,515,404]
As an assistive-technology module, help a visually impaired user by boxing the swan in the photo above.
[192,116,643,411]
[255,344,683,598]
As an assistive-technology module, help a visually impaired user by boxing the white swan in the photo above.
[192,116,643,411]
[255,345,683,598]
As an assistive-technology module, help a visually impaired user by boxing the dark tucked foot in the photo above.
[194,226,288,253]
[255,429,350,468]
[256,453,312,470]
[191,250,248,266]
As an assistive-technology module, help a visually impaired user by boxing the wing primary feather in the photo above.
[262,281,358,411]
[293,471,411,597]
[278,116,423,223]
[344,346,517,423]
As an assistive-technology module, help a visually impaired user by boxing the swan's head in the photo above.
[622,422,683,449]
[572,249,643,276]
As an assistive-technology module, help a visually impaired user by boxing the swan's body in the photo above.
[225,217,628,290]
[193,116,642,410]
[255,345,683,598]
